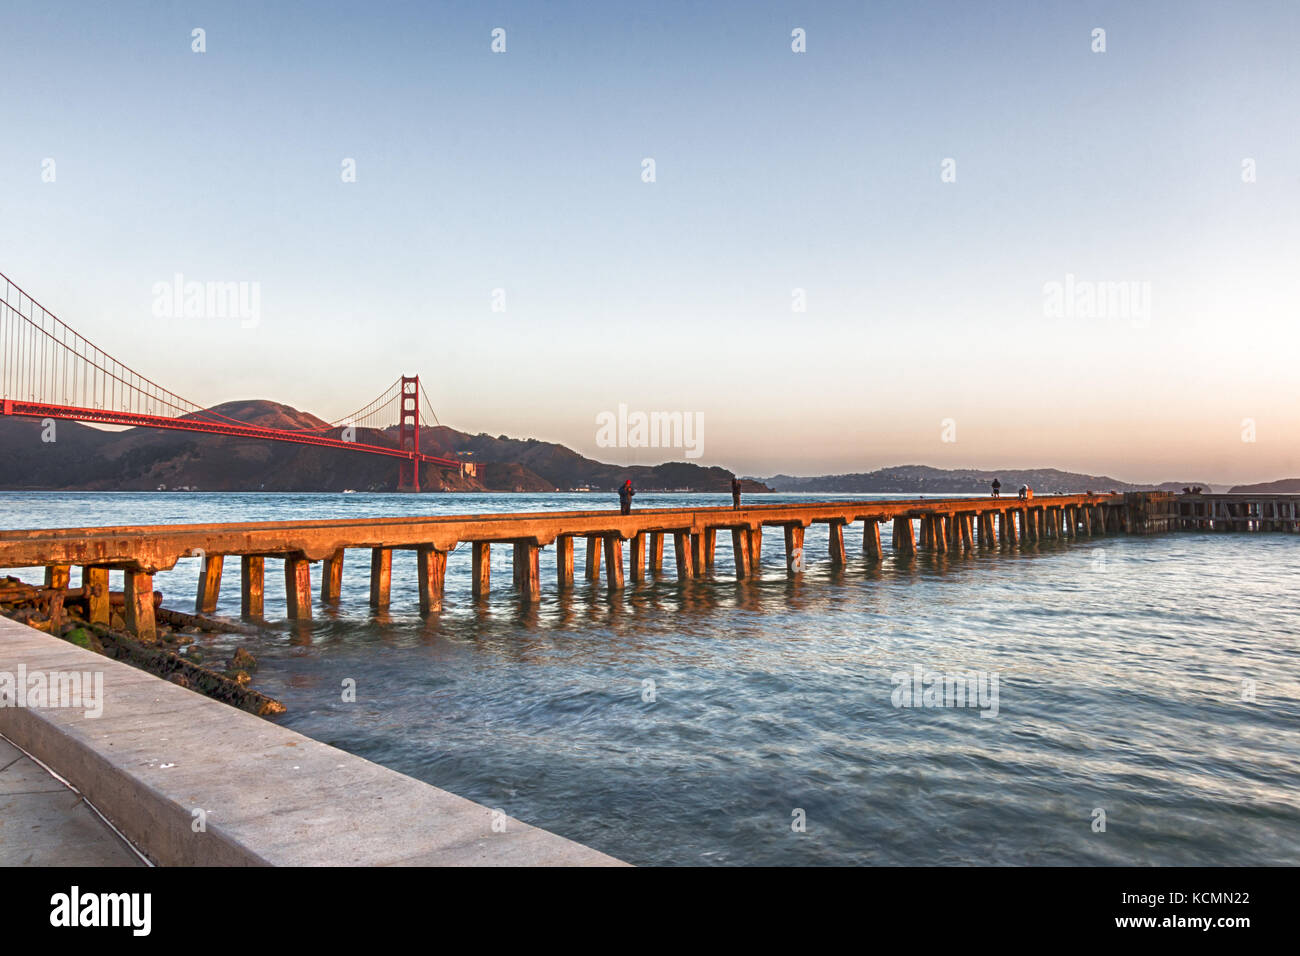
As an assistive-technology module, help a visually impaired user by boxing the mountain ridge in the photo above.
[760,464,1218,494]
[0,400,767,494]
[0,401,1251,495]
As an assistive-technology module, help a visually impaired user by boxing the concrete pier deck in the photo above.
[0,494,1143,639]
[0,616,624,866]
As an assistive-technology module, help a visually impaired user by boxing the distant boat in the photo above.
[342,489,356,494]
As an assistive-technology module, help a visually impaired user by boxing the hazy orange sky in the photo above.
[3,1,1297,485]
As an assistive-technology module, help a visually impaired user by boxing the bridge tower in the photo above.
[398,375,421,492]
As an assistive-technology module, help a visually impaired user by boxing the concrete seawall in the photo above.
[0,616,624,866]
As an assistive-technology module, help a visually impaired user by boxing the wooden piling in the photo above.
[703,528,716,570]
[241,556,265,617]
[124,570,156,641]
[473,541,492,597]
[368,548,391,608]
[893,516,916,555]
[732,528,751,579]
[83,566,110,625]
[932,514,948,552]
[673,531,694,581]
[863,519,882,560]
[691,533,706,578]
[630,532,646,582]
[585,534,601,581]
[784,524,806,569]
[650,532,664,573]
[512,542,540,600]
[194,553,224,613]
[828,520,847,564]
[603,536,624,589]
[748,525,763,568]
[417,546,448,611]
[554,535,574,588]
[284,555,312,619]
[320,549,344,604]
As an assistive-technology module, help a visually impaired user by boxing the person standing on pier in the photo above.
[991,478,1001,498]
[619,479,635,515]
[731,477,742,510]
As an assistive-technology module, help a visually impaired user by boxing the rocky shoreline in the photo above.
[0,575,285,717]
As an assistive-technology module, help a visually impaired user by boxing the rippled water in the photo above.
[3,491,1298,865]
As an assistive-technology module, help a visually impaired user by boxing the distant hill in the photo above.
[1227,478,1300,493]
[0,403,1235,496]
[763,465,1216,494]
[0,399,768,494]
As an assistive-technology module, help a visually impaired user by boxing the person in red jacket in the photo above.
[618,479,635,515]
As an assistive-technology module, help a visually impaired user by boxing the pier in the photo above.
[1173,492,1300,531]
[0,492,1188,640]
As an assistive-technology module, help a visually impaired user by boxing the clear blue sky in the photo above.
[2,0,1298,483]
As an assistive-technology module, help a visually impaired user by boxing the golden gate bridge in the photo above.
[0,270,471,491]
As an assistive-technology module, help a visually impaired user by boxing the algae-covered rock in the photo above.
[63,627,104,654]
[229,647,258,673]
[224,669,252,687]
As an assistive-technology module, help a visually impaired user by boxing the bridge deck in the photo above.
[2,399,466,468]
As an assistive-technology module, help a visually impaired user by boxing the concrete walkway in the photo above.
[0,734,143,866]
[0,617,624,865]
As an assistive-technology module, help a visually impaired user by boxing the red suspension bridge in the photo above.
[0,270,472,491]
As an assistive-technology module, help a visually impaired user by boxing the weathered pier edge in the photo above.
[0,493,1186,639]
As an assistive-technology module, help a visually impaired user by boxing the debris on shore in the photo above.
[1,574,285,717]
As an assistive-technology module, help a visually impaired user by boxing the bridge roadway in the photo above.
[1,398,468,470]
[0,494,1134,641]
